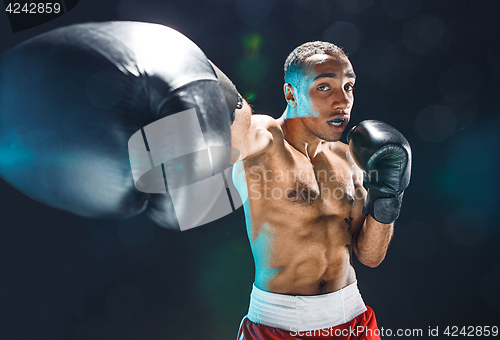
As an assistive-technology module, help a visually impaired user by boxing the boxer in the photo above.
[0,24,411,338]
[232,41,411,339]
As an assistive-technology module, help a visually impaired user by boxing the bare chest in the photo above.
[247,147,356,210]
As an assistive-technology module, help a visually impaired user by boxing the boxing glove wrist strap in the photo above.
[362,189,404,224]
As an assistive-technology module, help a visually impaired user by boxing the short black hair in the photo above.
[284,41,346,84]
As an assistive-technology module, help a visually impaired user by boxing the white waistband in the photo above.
[247,281,367,332]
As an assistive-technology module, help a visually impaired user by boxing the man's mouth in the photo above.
[327,118,346,127]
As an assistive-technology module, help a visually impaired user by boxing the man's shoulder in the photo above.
[240,114,285,163]
[251,114,285,141]
[252,114,282,130]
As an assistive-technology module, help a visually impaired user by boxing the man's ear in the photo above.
[283,84,297,107]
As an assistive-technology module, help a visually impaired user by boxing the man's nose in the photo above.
[332,89,351,111]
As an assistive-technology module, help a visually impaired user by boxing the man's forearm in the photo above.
[354,215,394,268]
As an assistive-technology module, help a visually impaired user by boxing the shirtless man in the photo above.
[230,42,411,339]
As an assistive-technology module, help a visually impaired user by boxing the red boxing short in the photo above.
[237,281,380,340]
[237,305,381,340]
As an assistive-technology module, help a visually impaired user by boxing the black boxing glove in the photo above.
[208,60,243,123]
[347,120,412,224]
[0,21,239,230]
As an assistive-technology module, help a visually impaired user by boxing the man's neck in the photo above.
[279,108,325,161]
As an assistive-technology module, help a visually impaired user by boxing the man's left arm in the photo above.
[348,120,412,268]
[354,216,394,268]
[349,166,394,268]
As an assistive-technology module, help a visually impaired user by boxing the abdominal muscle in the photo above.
[247,191,357,296]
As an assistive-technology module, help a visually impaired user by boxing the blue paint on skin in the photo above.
[232,161,253,236]
[285,68,318,119]
[232,161,280,290]
[252,223,280,290]
[232,162,248,208]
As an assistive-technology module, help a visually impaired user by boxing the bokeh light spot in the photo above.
[243,33,263,57]
[322,21,360,54]
[237,57,269,84]
[414,105,456,143]
[402,14,447,55]
[244,91,257,102]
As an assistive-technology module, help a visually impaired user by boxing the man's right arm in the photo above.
[231,100,275,162]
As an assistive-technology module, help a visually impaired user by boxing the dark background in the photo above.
[1,0,500,339]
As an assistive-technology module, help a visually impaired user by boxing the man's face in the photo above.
[289,54,356,142]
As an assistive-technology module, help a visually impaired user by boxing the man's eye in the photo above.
[344,84,355,91]
[318,85,330,91]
